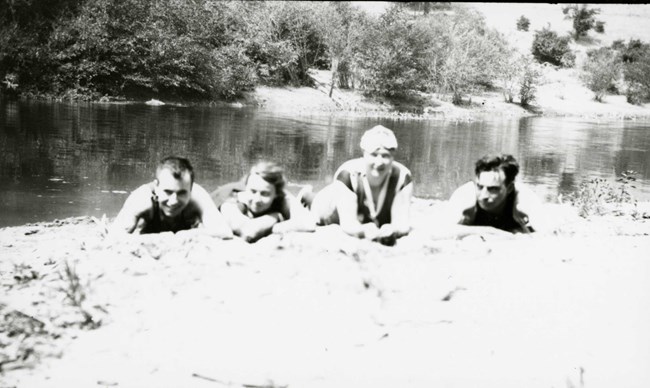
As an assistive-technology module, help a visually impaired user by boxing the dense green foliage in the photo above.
[615,39,650,104]
[581,47,621,102]
[531,27,575,67]
[562,4,604,40]
[516,15,530,32]
[352,5,510,103]
[396,2,452,15]
[0,1,513,104]
[519,56,541,107]
[0,0,333,100]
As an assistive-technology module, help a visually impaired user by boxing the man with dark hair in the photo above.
[111,156,232,237]
[444,154,547,233]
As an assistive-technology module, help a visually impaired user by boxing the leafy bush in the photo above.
[353,6,434,97]
[498,50,523,103]
[256,2,329,86]
[613,39,650,104]
[565,171,638,218]
[624,57,650,104]
[531,27,575,67]
[562,4,602,40]
[581,47,622,102]
[519,57,542,106]
[436,7,511,104]
[516,15,530,32]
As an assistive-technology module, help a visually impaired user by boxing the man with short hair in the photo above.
[445,154,547,233]
[111,156,232,237]
[306,125,413,245]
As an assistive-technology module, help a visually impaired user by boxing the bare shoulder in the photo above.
[514,183,543,204]
[111,183,154,233]
[187,183,214,213]
[192,182,210,196]
[121,183,154,215]
[392,160,412,175]
[450,181,475,200]
[445,181,477,224]
[336,158,364,174]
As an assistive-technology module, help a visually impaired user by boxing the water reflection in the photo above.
[1,100,649,226]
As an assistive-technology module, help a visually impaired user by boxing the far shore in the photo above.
[240,67,650,121]
[8,65,650,122]
[74,76,650,122]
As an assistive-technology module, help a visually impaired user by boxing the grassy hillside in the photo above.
[342,2,650,119]
[470,3,650,50]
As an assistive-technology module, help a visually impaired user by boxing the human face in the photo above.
[154,169,193,218]
[475,170,513,213]
[363,147,394,182]
[244,173,277,216]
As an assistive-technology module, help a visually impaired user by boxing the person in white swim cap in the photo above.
[304,125,413,246]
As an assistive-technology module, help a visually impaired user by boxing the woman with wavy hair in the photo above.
[213,161,314,242]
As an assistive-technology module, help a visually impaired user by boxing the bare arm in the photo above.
[109,185,151,235]
[220,200,281,243]
[271,192,316,234]
[190,183,233,238]
[444,181,478,225]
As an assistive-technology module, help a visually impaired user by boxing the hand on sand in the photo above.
[376,224,398,246]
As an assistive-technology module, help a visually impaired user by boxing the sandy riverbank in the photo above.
[238,65,650,122]
[1,200,649,387]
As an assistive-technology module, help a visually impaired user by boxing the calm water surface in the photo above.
[1,100,650,227]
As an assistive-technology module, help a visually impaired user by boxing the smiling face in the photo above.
[475,170,513,213]
[243,173,277,216]
[154,168,193,218]
[363,147,394,183]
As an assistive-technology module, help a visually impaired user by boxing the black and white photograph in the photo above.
[1,2,649,387]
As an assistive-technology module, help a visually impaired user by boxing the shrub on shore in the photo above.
[531,26,575,68]
[614,39,650,105]
[581,47,622,102]
[565,171,638,218]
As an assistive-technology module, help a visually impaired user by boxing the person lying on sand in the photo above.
[213,161,315,243]
[442,154,549,234]
[110,156,233,237]
[302,125,413,246]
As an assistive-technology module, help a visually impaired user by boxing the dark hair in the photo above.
[156,156,194,184]
[245,161,286,201]
[474,154,519,185]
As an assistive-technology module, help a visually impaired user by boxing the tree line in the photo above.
[1,1,649,106]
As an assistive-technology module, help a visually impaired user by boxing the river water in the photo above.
[1,100,649,227]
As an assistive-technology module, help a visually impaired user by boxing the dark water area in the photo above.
[1,99,650,227]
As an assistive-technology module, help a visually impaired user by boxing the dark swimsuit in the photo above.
[335,164,412,227]
[472,191,533,233]
[140,189,197,234]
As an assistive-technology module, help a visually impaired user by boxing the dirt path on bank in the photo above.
[1,201,650,388]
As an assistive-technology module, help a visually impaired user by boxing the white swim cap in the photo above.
[359,125,398,152]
